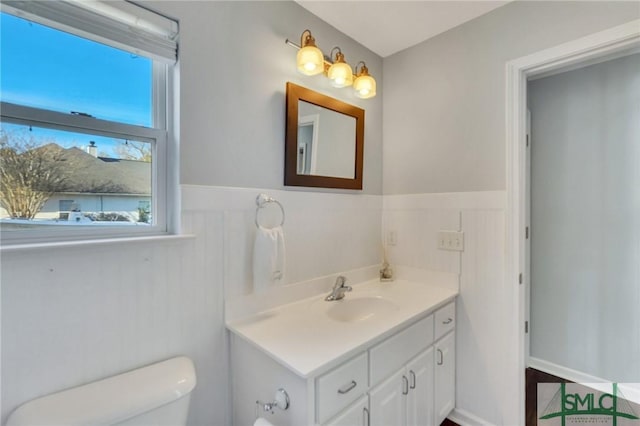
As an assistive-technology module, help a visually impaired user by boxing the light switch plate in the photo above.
[437,231,464,251]
[387,230,397,246]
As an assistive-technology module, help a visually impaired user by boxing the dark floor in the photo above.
[440,367,567,426]
[525,367,572,426]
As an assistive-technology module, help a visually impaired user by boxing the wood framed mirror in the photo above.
[285,82,365,190]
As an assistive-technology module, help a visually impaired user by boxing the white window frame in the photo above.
[0,3,177,246]
[1,101,169,245]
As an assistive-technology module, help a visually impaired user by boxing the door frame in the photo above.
[504,19,640,425]
[298,113,320,174]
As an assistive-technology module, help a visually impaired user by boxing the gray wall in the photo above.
[383,0,640,194]
[529,53,640,382]
[162,0,383,194]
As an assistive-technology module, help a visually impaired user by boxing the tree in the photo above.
[0,130,72,219]
[114,140,152,162]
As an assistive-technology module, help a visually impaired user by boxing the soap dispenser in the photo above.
[380,244,394,281]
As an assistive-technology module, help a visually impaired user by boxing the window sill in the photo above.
[0,234,195,253]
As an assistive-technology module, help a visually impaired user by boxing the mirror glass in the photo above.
[297,100,356,179]
[285,82,364,190]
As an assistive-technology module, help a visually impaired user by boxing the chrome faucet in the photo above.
[325,276,352,301]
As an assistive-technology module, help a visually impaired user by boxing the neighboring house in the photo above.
[1,143,151,222]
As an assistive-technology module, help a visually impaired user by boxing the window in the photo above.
[58,200,74,220]
[0,1,178,244]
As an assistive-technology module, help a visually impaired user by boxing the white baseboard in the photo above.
[528,357,607,384]
[528,357,640,405]
[448,408,496,426]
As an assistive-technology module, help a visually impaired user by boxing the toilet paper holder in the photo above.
[256,388,290,414]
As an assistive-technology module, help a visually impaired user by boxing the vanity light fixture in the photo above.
[353,61,376,99]
[327,47,353,88]
[296,29,324,76]
[286,30,376,99]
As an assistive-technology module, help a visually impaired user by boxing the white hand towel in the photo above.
[254,417,275,426]
[253,225,285,294]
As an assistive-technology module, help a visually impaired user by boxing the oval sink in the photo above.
[326,296,398,322]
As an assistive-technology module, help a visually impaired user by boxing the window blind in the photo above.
[1,0,178,63]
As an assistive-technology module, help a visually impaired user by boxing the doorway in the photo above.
[525,51,640,425]
[527,52,640,381]
[505,19,640,425]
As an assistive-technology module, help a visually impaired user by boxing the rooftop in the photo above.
[39,143,151,195]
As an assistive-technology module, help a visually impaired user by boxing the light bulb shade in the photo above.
[297,45,324,76]
[328,61,353,88]
[353,74,376,99]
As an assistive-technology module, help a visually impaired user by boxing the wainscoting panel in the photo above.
[0,223,228,426]
[457,209,506,425]
[182,185,383,317]
[382,191,506,426]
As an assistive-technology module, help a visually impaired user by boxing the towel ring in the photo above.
[255,194,285,229]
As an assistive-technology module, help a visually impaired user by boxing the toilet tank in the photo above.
[6,356,196,426]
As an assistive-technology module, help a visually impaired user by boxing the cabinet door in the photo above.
[434,332,455,425]
[406,347,434,426]
[369,368,406,426]
[324,396,369,426]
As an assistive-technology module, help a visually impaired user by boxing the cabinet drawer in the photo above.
[317,352,368,424]
[434,302,455,341]
[369,314,434,387]
[322,395,369,426]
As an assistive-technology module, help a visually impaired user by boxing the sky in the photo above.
[0,11,152,157]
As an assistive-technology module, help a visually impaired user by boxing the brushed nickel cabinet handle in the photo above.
[363,407,370,426]
[338,380,357,394]
[437,349,444,365]
[443,318,453,324]
[409,370,416,389]
[402,375,409,395]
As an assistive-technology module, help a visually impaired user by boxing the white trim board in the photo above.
[528,357,608,385]
[505,18,640,426]
[529,358,640,406]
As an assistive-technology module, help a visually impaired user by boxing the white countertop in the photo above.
[226,279,457,378]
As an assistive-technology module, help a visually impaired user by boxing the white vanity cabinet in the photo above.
[434,302,456,426]
[227,280,457,426]
[367,314,435,426]
[323,302,455,426]
[434,332,455,426]
[316,353,368,423]
[369,366,405,426]
[369,347,434,426]
[406,348,436,426]
[323,396,368,426]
